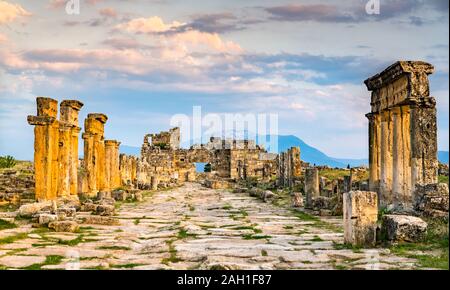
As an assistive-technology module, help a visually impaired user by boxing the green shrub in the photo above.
[0,155,16,169]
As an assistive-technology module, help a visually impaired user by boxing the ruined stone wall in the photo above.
[365,61,438,208]
[277,147,301,187]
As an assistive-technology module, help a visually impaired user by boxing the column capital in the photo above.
[61,100,84,111]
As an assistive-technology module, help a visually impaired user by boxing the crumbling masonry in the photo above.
[365,61,438,208]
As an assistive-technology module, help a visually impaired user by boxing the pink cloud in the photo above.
[116,16,184,34]
[99,7,117,18]
[0,1,31,24]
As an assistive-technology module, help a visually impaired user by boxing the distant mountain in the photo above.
[261,135,366,168]
[119,138,449,168]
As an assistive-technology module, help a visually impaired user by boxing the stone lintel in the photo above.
[27,115,58,126]
[87,113,108,124]
[364,61,434,91]
[61,100,84,111]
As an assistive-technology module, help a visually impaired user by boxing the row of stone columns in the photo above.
[28,97,122,200]
[28,97,83,201]
[82,114,122,197]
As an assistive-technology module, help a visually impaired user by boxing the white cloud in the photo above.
[0,1,31,24]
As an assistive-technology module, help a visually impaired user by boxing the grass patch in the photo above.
[222,204,233,210]
[283,225,293,230]
[188,205,195,212]
[111,263,146,269]
[386,219,449,270]
[134,219,140,225]
[438,175,448,184]
[161,240,182,265]
[21,255,64,270]
[0,232,28,245]
[242,234,272,240]
[177,228,197,239]
[292,210,343,233]
[311,235,324,242]
[57,235,84,246]
[0,219,17,230]
[261,250,268,256]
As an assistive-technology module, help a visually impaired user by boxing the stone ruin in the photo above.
[118,130,300,191]
[8,61,447,243]
[343,61,449,247]
[365,61,439,209]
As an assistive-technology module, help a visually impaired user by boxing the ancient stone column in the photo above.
[365,61,437,208]
[82,132,96,194]
[343,191,378,247]
[57,124,71,197]
[60,100,83,197]
[111,141,121,189]
[83,113,108,196]
[28,97,60,201]
[58,100,83,198]
[305,168,319,209]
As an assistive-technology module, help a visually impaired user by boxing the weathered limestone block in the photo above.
[365,61,438,208]
[78,214,120,225]
[38,213,58,225]
[96,204,115,216]
[112,189,127,201]
[18,201,52,218]
[413,183,449,219]
[48,220,79,233]
[305,168,320,209]
[343,191,378,247]
[311,196,334,211]
[381,215,428,242]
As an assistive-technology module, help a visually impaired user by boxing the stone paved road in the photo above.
[0,183,420,270]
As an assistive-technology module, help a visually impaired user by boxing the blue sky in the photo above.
[0,0,448,160]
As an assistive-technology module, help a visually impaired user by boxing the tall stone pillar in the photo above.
[83,113,108,196]
[58,124,71,197]
[28,97,59,201]
[365,61,437,208]
[82,132,96,194]
[367,113,381,193]
[59,100,83,198]
[304,168,319,209]
[105,140,121,190]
